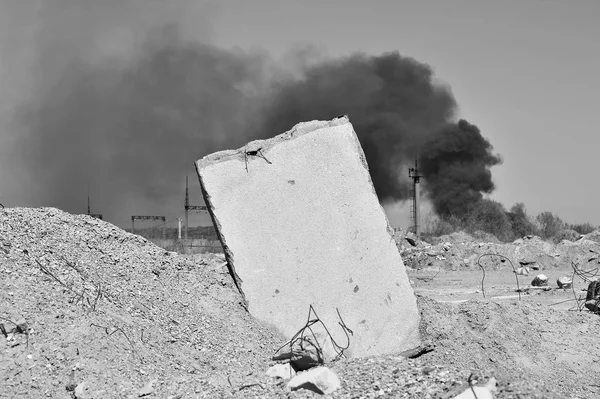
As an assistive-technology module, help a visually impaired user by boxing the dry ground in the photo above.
[2,208,599,398]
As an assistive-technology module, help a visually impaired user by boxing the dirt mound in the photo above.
[418,295,600,398]
[1,207,284,398]
[402,231,600,273]
[3,207,598,398]
[433,231,476,245]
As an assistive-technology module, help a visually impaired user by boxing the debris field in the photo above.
[3,207,600,398]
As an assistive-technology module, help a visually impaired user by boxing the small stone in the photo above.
[287,366,341,395]
[452,377,497,399]
[531,274,548,287]
[514,267,530,276]
[266,363,296,380]
[138,379,156,397]
[557,276,572,289]
[74,382,88,399]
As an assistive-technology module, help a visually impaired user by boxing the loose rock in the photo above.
[556,276,572,289]
[452,377,497,399]
[266,363,296,380]
[138,379,156,397]
[514,267,530,276]
[286,366,341,395]
[531,274,548,287]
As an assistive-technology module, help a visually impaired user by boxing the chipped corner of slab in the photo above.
[195,115,351,170]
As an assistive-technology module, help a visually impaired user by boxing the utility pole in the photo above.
[408,159,422,239]
[184,175,208,240]
[86,195,103,220]
[185,176,190,240]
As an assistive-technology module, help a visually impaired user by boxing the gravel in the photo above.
[2,207,599,398]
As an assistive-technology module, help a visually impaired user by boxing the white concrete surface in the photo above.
[195,116,421,358]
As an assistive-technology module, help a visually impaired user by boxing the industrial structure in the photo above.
[86,196,103,220]
[184,176,208,239]
[408,159,422,239]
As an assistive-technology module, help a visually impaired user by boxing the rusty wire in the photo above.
[273,305,353,364]
[477,253,521,301]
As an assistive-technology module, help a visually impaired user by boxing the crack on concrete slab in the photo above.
[195,162,248,309]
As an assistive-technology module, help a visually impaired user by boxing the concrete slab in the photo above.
[195,116,421,358]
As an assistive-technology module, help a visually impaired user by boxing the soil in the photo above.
[2,207,599,398]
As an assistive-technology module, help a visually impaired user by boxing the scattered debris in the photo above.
[531,274,549,287]
[266,363,296,380]
[514,267,530,276]
[286,366,341,395]
[74,382,88,399]
[272,305,352,369]
[557,276,573,289]
[4,203,600,397]
[401,230,600,273]
[138,379,157,397]
[452,376,497,399]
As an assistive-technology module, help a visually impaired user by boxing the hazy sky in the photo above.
[211,0,600,226]
[1,0,599,228]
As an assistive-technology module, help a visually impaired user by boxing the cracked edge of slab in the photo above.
[196,115,351,168]
[194,159,248,307]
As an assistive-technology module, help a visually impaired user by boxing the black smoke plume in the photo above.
[419,120,503,216]
[258,53,501,215]
[6,1,501,223]
[259,52,457,203]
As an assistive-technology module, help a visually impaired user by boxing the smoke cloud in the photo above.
[258,52,457,203]
[420,120,503,216]
[258,53,502,215]
[2,0,501,224]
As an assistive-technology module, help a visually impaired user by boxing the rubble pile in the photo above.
[418,296,600,398]
[2,207,599,398]
[399,230,600,272]
[0,207,283,398]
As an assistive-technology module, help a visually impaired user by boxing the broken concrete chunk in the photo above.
[452,377,497,399]
[514,267,530,276]
[138,379,156,397]
[286,366,340,395]
[195,117,421,358]
[74,382,89,399]
[556,276,572,289]
[266,363,296,380]
[531,274,548,287]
